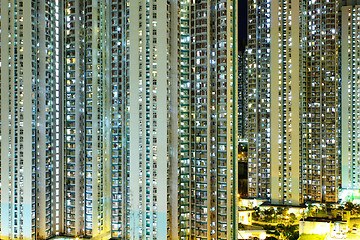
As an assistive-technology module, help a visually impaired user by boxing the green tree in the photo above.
[306,203,319,217]
[275,224,286,239]
[238,222,245,230]
[276,207,286,215]
[264,208,275,222]
[253,206,260,220]
[354,204,360,215]
[344,201,360,215]
[345,201,354,211]
[275,224,299,240]
[276,207,287,221]
[289,213,296,224]
[289,231,299,240]
[325,203,332,211]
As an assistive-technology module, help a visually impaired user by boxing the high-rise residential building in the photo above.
[63,0,111,238]
[0,0,62,239]
[108,0,179,239]
[238,41,249,200]
[247,0,271,200]
[238,140,249,198]
[0,0,239,239]
[178,1,238,239]
[269,0,301,205]
[248,0,341,204]
[238,44,248,141]
[109,0,130,238]
[341,3,360,191]
[299,0,341,204]
[178,0,191,238]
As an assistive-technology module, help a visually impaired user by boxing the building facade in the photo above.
[269,0,301,205]
[238,47,248,141]
[0,0,239,239]
[0,0,62,239]
[63,0,112,238]
[300,0,340,204]
[109,0,179,239]
[178,0,238,239]
[108,0,130,238]
[247,0,271,200]
[238,140,249,198]
[248,0,341,204]
[341,4,360,190]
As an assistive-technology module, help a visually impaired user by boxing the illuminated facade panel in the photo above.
[0,1,239,239]
[341,5,360,190]
[238,50,248,141]
[269,0,301,205]
[248,0,341,204]
[109,0,178,239]
[63,0,111,237]
[300,0,340,203]
[178,0,238,239]
[109,0,130,238]
[247,0,271,200]
[0,0,62,239]
[178,0,191,239]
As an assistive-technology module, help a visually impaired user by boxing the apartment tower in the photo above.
[269,0,301,205]
[63,0,111,237]
[341,3,360,190]
[247,0,271,199]
[0,0,239,239]
[238,46,248,141]
[248,0,341,204]
[109,0,179,239]
[299,0,340,203]
[178,0,238,239]
[0,0,63,239]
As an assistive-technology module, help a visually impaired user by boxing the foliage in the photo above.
[262,224,276,231]
[263,208,275,222]
[265,237,278,240]
[253,206,261,220]
[252,206,303,224]
[264,208,276,219]
[289,231,299,240]
[289,213,296,223]
[344,201,360,215]
[306,203,320,217]
[276,207,286,216]
[238,222,246,230]
[274,224,299,240]
[345,201,355,211]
